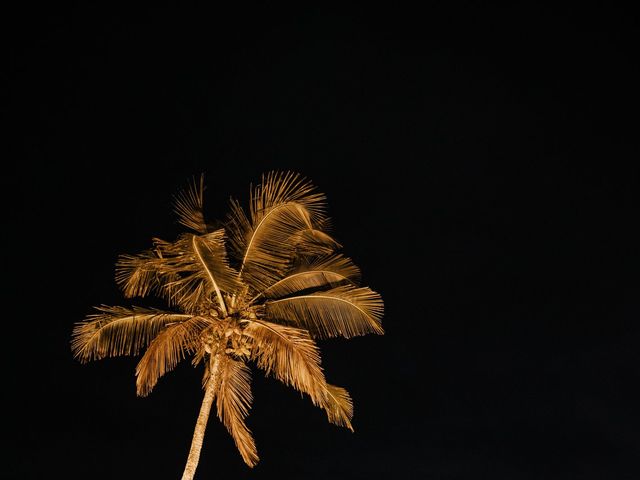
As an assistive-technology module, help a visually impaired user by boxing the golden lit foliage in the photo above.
[255,253,360,300]
[216,356,258,467]
[264,286,384,339]
[71,306,192,362]
[173,174,207,234]
[135,315,212,397]
[71,171,383,473]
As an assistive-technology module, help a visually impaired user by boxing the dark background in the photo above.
[5,3,639,479]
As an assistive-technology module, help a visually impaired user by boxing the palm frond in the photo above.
[245,320,353,429]
[226,171,328,292]
[173,174,207,233]
[115,249,165,299]
[288,217,340,256]
[254,254,361,301]
[228,203,315,292]
[191,231,242,299]
[289,228,341,256]
[71,306,191,362]
[115,239,188,305]
[264,286,384,339]
[143,231,240,312]
[135,316,211,396]
[244,319,326,407]
[116,231,240,312]
[324,384,354,431]
[216,356,259,467]
[251,171,326,219]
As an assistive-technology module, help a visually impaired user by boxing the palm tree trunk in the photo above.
[181,353,220,480]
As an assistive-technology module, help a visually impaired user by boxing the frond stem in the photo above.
[192,235,228,317]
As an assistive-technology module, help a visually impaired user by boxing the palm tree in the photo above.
[71,171,384,479]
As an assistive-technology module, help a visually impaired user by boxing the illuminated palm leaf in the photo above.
[216,357,258,467]
[254,254,361,301]
[288,218,341,256]
[226,171,328,292]
[245,319,326,406]
[190,232,243,312]
[290,228,341,256]
[264,285,384,339]
[324,384,354,431]
[118,230,241,313]
[173,174,207,234]
[245,319,354,429]
[115,248,165,299]
[73,171,383,478]
[159,231,241,307]
[136,316,211,396]
[71,306,191,362]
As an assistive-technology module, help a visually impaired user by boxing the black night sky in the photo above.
[5,3,639,479]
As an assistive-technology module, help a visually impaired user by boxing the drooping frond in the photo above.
[244,319,327,407]
[216,356,259,467]
[253,254,361,302]
[264,286,384,339]
[71,306,191,362]
[245,320,352,428]
[173,174,207,234]
[226,171,328,292]
[135,316,211,396]
[324,384,354,431]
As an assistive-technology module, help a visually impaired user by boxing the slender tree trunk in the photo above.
[181,353,220,480]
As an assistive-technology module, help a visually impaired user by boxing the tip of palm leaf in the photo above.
[340,417,354,432]
[135,382,151,397]
[240,449,260,468]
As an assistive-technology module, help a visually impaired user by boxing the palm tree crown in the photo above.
[71,171,384,478]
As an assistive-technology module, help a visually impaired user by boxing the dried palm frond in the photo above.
[216,356,258,467]
[71,306,191,362]
[264,285,384,339]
